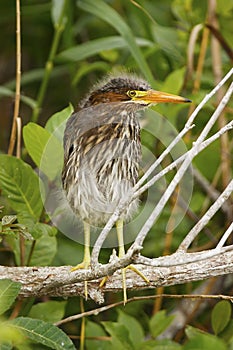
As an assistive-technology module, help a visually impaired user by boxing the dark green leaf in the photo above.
[31,222,57,240]
[0,155,43,221]
[0,86,36,108]
[86,320,111,350]
[161,67,186,95]
[0,344,13,350]
[0,279,21,315]
[185,326,227,350]
[28,233,57,266]
[118,310,144,348]
[143,339,181,349]
[10,317,75,350]
[57,36,153,62]
[28,301,66,323]
[149,310,174,338]
[9,225,57,266]
[151,24,183,61]
[220,319,233,343]
[72,61,110,86]
[211,301,232,335]
[102,321,133,350]
[77,0,154,83]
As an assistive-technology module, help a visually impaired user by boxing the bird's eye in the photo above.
[127,90,137,98]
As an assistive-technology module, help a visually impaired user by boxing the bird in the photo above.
[62,72,191,302]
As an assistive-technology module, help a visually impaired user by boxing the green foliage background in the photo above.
[0,0,232,349]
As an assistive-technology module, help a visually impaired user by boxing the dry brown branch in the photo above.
[8,0,21,155]
[55,292,233,326]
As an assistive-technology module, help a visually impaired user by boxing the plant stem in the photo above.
[31,0,67,123]
[8,0,21,155]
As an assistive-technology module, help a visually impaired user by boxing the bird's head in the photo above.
[79,73,191,109]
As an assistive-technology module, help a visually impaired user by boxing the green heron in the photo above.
[62,72,190,302]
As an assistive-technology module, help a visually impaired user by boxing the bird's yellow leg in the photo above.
[116,219,127,303]
[99,219,149,302]
[71,221,90,299]
[116,219,150,304]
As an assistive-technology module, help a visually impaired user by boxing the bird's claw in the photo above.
[99,264,150,305]
[71,261,90,300]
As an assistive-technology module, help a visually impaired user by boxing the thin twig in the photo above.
[215,222,233,249]
[16,117,21,159]
[178,180,233,251]
[55,293,233,326]
[187,22,209,116]
[8,0,21,155]
[187,23,203,77]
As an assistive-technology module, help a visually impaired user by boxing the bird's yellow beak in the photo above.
[132,90,191,105]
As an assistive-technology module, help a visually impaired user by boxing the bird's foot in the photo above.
[99,264,150,304]
[122,265,150,304]
[71,261,90,272]
[71,260,90,300]
[125,264,150,283]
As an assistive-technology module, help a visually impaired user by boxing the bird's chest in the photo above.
[63,115,141,223]
[78,121,141,187]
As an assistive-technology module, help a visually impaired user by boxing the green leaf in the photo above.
[117,310,144,349]
[0,279,21,315]
[185,326,227,350]
[102,321,133,350]
[220,319,233,343]
[45,104,73,141]
[151,24,183,61]
[57,36,153,62]
[216,0,233,17]
[0,319,25,349]
[86,320,111,350]
[161,67,186,95]
[211,301,232,335]
[23,123,63,180]
[31,222,57,240]
[10,317,75,350]
[28,301,66,323]
[143,339,181,349]
[0,155,43,221]
[149,310,174,338]
[0,344,13,350]
[28,232,57,266]
[77,0,154,84]
[9,225,57,266]
[23,122,52,167]
[72,61,110,86]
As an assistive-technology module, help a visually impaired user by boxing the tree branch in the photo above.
[1,248,233,303]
